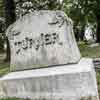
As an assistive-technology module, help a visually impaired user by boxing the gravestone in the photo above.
[6,11,81,71]
[85,25,96,43]
[0,11,99,100]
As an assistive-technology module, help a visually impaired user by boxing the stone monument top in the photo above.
[6,10,81,71]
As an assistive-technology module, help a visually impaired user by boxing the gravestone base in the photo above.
[0,58,99,100]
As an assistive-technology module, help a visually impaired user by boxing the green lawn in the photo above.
[79,42,100,58]
[0,98,30,100]
[0,43,100,100]
[96,70,100,95]
[0,62,9,77]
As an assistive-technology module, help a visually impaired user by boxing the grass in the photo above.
[0,98,30,100]
[0,43,100,100]
[78,42,100,58]
[0,62,9,77]
[96,70,100,95]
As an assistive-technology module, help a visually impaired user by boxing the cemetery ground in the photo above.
[0,42,100,100]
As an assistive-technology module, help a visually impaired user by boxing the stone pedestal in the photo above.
[0,58,99,100]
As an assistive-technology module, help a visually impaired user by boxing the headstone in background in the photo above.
[84,25,96,44]
[6,11,81,71]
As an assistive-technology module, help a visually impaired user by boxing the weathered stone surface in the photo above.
[6,11,81,71]
[0,58,99,100]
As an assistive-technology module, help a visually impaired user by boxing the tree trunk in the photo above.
[80,24,85,41]
[4,0,16,62]
[95,14,100,43]
[5,38,10,62]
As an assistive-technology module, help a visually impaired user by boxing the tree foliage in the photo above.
[0,0,4,17]
[63,0,100,42]
[15,0,62,19]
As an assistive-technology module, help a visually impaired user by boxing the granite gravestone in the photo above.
[0,11,99,100]
[6,11,81,71]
